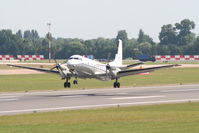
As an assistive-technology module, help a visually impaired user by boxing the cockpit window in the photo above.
[69,57,82,61]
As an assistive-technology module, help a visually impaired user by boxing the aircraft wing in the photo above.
[119,62,144,70]
[117,64,179,78]
[7,64,60,74]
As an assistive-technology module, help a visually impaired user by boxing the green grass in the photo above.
[0,68,199,92]
[0,102,199,133]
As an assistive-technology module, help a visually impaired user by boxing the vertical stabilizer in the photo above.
[109,39,123,67]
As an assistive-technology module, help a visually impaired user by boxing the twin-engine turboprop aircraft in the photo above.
[8,40,178,88]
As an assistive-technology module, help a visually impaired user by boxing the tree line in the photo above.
[0,19,199,59]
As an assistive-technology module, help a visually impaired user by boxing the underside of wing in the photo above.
[7,64,60,74]
[117,64,179,77]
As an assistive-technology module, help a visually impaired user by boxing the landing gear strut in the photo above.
[64,78,71,88]
[113,78,120,88]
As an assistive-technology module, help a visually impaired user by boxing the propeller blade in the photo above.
[50,66,57,70]
[105,64,111,79]
[54,59,58,64]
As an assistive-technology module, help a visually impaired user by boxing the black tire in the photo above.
[113,82,117,88]
[117,82,120,88]
[67,82,71,88]
[73,80,78,84]
[64,82,67,88]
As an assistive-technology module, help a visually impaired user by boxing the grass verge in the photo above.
[0,68,199,92]
[0,102,199,133]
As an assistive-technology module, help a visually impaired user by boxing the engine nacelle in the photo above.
[109,67,120,79]
[58,64,71,79]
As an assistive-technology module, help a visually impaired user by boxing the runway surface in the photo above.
[1,84,199,115]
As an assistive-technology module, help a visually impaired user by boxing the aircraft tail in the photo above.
[109,39,123,67]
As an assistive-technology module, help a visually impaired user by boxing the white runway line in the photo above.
[110,95,165,100]
[116,93,128,95]
[0,99,19,102]
[1,99,199,115]
[60,95,84,98]
[161,89,199,92]
[0,96,19,99]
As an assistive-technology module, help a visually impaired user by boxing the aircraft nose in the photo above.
[67,60,76,69]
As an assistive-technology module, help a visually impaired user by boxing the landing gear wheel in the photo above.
[113,82,120,88]
[114,82,117,88]
[113,78,120,88]
[67,82,71,88]
[117,82,120,88]
[64,82,71,88]
[73,80,78,85]
[64,82,67,88]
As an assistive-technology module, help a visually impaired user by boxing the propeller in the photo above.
[105,64,111,79]
[50,59,61,70]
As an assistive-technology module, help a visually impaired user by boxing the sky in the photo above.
[0,0,198,42]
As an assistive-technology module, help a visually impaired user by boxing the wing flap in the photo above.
[119,62,144,70]
[118,64,179,77]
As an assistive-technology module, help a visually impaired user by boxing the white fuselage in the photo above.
[66,55,117,81]
[61,40,123,81]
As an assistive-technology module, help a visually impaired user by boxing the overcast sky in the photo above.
[0,0,198,42]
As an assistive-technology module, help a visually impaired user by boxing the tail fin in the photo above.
[109,39,123,66]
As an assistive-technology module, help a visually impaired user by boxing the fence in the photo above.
[155,55,199,61]
[0,55,14,60]
[17,55,44,61]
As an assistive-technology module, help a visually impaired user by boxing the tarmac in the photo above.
[0,84,199,115]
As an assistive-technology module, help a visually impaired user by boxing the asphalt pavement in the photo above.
[1,84,199,115]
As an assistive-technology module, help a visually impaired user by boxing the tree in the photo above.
[175,19,195,45]
[137,29,154,44]
[31,30,39,39]
[16,30,22,38]
[138,42,153,55]
[0,29,26,55]
[23,30,32,39]
[159,24,177,45]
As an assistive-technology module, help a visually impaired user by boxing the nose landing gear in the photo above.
[73,80,78,84]
[73,77,78,85]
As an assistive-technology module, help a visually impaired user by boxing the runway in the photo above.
[1,84,199,115]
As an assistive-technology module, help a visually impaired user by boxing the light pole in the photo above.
[47,23,52,63]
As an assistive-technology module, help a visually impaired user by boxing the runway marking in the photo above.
[161,89,199,92]
[1,98,199,115]
[1,84,199,96]
[60,95,84,98]
[110,95,165,100]
[116,93,128,95]
[0,99,18,102]
[0,96,19,99]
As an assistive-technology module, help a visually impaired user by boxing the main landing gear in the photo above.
[113,78,120,88]
[64,78,71,88]
[64,78,78,88]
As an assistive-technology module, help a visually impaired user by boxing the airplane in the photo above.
[7,40,179,88]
